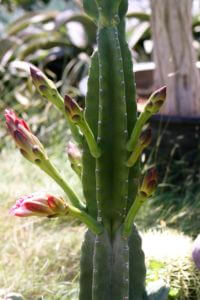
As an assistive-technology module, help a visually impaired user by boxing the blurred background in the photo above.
[1,0,200,299]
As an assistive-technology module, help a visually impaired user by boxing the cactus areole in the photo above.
[5,0,167,299]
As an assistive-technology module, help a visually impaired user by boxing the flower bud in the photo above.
[67,142,82,177]
[4,109,46,163]
[10,192,67,217]
[192,235,200,269]
[30,67,57,97]
[140,128,152,148]
[145,86,167,114]
[64,95,83,123]
[139,167,158,197]
[126,128,152,167]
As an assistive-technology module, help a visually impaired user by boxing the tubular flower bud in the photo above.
[145,86,167,114]
[10,192,68,217]
[140,128,152,148]
[30,67,57,97]
[67,141,82,161]
[67,142,82,177]
[126,128,152,167]
[64,95,83,123]
[4,109,46,163]
[139,167,158,197]
[192,235,200,269]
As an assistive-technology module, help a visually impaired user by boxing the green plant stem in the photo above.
[36,158,85,210]
[49,92,82,146]
[126,145,144,167]
[127,111,151,152]
[68,205,103,235]
[78,119,101,158]
[123,194,147,237]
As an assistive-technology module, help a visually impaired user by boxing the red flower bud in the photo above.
[4,109,45,163]
[10,192,67,217]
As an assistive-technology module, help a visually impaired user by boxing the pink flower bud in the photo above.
[64,95,83,123]
[140,167,158,197]
[4,109,45,163]
[67,142,82,177]
[10,192,67,217]
[67,142,82,160]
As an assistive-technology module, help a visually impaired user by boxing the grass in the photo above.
[0,143,200,299]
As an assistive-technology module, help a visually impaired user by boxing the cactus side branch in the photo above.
[127,86,167,152]
[123,194,147,237]
[30,67,82,145]
[68,205,104,235]
[35,158,85,210]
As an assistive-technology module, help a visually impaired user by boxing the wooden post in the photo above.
[151,0,200,116]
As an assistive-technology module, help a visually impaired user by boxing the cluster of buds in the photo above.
[5,109,46,163]
[144,86,167,114]
[10,192,67,218]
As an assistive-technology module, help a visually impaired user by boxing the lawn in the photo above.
[0,144,199,299]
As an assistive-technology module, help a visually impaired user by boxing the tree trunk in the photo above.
[151,0,200,116]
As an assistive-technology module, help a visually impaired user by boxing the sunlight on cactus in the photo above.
[4,1,168,299]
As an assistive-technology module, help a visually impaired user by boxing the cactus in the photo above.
[4,1,168,299]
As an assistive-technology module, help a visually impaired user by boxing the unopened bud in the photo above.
[10,192,68,218]
[140,128,152,147]
[30,67,57,96]
[145,86,167,114]
[4,109,46,163]
[126,128,152,167]
[139,167,158,197]
[67,142,82,177]
[64,95,83,123]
